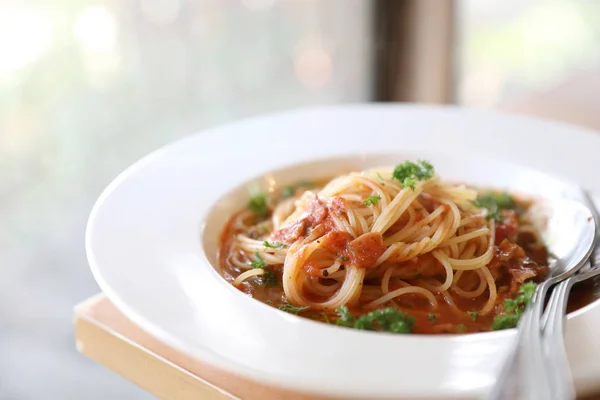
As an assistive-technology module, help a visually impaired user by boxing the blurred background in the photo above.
[1,0,599,398]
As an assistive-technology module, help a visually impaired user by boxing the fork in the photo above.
[541,191,600,400]
[488,195,596,400]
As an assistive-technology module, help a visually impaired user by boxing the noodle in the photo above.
[219,162,549,334]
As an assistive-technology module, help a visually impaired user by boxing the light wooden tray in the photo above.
[75,294,600,400]
[74,294,331,400]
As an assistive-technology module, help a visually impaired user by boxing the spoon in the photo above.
[488,197,595,400]
[542,191,600,400]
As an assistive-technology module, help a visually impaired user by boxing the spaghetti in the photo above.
[219,161,549,334]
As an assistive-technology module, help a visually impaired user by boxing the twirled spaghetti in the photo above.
[219,161,549,334]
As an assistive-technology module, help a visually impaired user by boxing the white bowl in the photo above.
[86,104,600,399]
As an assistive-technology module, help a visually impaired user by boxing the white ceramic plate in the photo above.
[87,105,600,399]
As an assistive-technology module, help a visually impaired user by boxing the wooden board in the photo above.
[74,295,332,400]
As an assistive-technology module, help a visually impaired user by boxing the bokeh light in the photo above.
[74,6,117,54]
[74,6,120,79]
[0,7,53,76]
[294,47,333,89]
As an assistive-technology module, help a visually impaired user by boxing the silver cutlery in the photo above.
[542,191,600,400]
[489,198,596,400]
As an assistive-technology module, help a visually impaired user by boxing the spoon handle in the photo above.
[488,282,552,400]
[543,261,600,400]
[520,281,554,400]
[543,278,576,400]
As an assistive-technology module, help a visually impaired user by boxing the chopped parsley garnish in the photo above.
[248,192,268,218]
[278,301,309,315]
[428,313,437,322]
[263,241,286,249]
[491,282,537,330]
[336,305,355,326]
[487,208,502,222]
[456,324,467,333]
[339,255,349,261]
[250,250,266,268]
[249,250,277,286]
[262,270,278,287]
[467,311,479,321]
[392,160,434,190]
[335,306,415,334]
[376,172,385,181]
[282,186,295,199]
[484,192,515,209]
[474,191,516,222]
[362,195,381,206]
